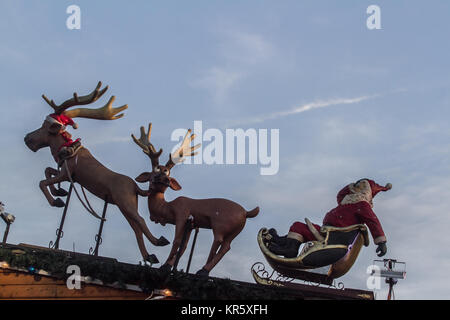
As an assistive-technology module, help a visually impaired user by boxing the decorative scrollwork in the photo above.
[94,234,102,245]
[334,281,345,290]
[55,228,64,238]
[274,272,295,283]
[251,262,347,290]
[252,262,275,280]
[251,262,295,286]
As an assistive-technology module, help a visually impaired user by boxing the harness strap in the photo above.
[57,141,83,167]
[63,159,105,221]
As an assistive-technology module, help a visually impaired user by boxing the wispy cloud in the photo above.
[190,67,244,104]
[227,94,380,126]
[190,29,275,105]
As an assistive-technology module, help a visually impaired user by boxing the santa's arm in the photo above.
[356,201,387,244]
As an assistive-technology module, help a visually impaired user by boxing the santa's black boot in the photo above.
[268,238,301,258]
[268,228,288,246]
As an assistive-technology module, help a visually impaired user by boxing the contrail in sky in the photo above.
[227,94,380,126]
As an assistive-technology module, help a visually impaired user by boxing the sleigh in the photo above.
[253,220,369,286]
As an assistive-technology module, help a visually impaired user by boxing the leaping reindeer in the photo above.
[132,123,260,276]
[24,82,169,263]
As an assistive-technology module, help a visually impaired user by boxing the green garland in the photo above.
[0,246,295,300]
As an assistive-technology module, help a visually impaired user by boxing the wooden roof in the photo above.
[0,243,373,300]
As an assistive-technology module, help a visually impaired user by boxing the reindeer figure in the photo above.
[132,123,260,276]
[24,82,169,263]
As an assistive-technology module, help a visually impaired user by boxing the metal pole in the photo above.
[2,223,10,246]
[53,183,73,250]
[92,198,108,256]
[386,259,397,300]
[186,228,199,274]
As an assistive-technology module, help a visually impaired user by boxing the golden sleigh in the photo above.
[253,219,370,286]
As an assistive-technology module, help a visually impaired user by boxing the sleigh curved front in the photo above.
[256,224,369,280]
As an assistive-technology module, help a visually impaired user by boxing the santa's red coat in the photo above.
[289,200,386,244]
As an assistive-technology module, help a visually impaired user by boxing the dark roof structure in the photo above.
[0,243,373,300]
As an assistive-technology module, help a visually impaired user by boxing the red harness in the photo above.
[58,131,80,152]
[47,113,81,152]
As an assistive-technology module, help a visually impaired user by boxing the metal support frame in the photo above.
[49,184,73,250]
[1,203,15,247]
[89,198,108,256]
[186,227,199,273]
[373,258,406,300]
[1,220,11,246]
[385,259,399,300]
[172,216,202,273]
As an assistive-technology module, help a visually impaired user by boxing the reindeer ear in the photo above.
[135,172,152,183]
[169,177,182,191]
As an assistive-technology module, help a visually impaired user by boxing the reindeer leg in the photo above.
[198,240,231,276]
[123,215,159,264]
[139,216,170,247]
[116,197,168,247]
[167,229,192,267]
[206,239,221,264]
[134,214,170,247]
[39,168,69,208]
[162,223,185,268]
[196,235,223,276]
[45,167,68,197]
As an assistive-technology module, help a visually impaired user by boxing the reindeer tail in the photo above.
[135,184,149,197]
[246,207,260,218]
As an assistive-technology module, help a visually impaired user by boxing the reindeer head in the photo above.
[24,82,127,152]
[133,123,199,193]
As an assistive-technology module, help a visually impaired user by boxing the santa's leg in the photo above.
[269,222,319,258]
[268,228,287,245]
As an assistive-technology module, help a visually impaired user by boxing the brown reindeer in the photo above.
[24,82,169,263]
[132,123,260,276]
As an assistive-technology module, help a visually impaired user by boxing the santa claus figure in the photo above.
[269,178,391,258]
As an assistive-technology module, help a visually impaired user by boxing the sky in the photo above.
[1,1,450,300]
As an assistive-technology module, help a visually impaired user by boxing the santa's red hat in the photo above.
[337,178,391,205]
[46,113,78,130]
[367,179,392,197]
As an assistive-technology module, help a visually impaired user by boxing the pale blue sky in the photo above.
[1,1,450,299]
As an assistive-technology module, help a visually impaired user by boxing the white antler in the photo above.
[166,129,200,169]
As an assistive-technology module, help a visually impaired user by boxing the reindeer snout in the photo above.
[24,134,37,152]
[150,173,169,186]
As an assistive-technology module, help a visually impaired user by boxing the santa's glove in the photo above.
[376,241,387,257]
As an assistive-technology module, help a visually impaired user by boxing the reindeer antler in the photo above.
[166,129,200,170]
[132,123,163,169]
[63,96,128,120]
[42,81,128,120]
[42,81,108,114]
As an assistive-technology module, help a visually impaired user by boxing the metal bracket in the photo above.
[50,184,73,250]
[89,198,108,256]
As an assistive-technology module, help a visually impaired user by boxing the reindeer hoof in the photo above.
[159,263,172,274]
[53,198,65,208]
[145,254,159,264]
[157,236,170,246]
[53,188,68,197]
[195,268,210,277]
